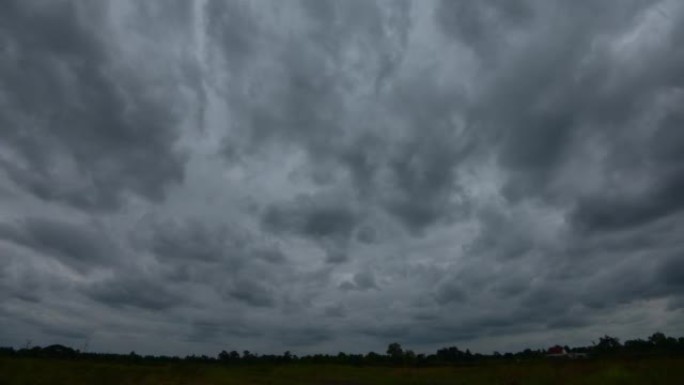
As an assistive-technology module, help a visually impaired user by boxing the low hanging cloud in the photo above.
[1,0,684,356]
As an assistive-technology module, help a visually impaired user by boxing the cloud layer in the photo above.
[1,0,684,355]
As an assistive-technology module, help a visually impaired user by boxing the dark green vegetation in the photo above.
[1,333,684,384]
[2,356,684,385]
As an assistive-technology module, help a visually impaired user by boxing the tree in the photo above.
[595,335,621,354]
[242,350,252,360]
[436,346,464,362]
[218,350,230,362]
[386,342,403,359]
[649,332,667,346]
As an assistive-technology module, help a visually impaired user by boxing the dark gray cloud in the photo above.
[434,279,467,305]
[661,255,684,288]
[340,270,378,291]
[227,278,277,308]
[262,194,358,241]
[380,122,472,232]
[2,0,684,356]
[261,193,360,263]
[0,217,119,271]
[143,219,242,263]
[0,0,191,211]
[436,0,534,60]
[278,326,333,347]
[134,216,288,273]
[571,167,684,233]
[205,0,258,71]
[186,319,259,343]
[87,274,184,311]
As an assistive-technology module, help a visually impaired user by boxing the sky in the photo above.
[1,0,684,356]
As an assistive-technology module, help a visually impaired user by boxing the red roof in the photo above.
[547,346,565,355]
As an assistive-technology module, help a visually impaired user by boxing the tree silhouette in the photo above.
[386,342,403,358]
[3,331,684,367]
[594,335,621,354]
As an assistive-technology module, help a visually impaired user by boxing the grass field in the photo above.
[2,356,684,385]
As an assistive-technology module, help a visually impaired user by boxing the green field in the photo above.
[2,357,684,385]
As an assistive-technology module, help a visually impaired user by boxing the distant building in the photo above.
[546,345,567,357]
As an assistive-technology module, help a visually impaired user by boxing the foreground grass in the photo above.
[2,356,684,385]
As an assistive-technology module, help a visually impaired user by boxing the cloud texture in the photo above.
[1,0,684,355]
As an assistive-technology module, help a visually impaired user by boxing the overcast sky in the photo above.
[1,0,684,356]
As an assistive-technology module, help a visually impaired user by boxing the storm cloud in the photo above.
[1,0,684,356]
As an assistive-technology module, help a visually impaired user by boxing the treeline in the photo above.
[1,332,684,366]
